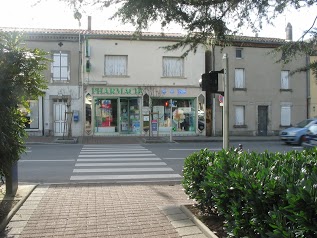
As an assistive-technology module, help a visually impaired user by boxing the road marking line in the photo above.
[78,154,157,158]
[73,168,174,173]
[81,148,148,151]
[77,158,161,162]
[75,162,167,166]
[80,151,152,154]
[70,174,182,180]
[19,160,75,162]
[162,158,185,160]
[169,148,222,151]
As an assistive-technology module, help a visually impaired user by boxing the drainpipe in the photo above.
[306,54,310,118]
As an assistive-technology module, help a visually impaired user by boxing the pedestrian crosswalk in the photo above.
[70,144,182,182]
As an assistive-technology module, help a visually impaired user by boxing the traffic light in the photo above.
[200,70,223,93]
[210,71,218,93]
[164,101,169,107]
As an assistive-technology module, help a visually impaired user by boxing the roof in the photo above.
[0,26,286,45]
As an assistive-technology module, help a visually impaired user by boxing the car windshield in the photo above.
[296,119,314,128]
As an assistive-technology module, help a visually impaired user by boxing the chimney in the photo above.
[88,16,92,31]
[285,23,292,41]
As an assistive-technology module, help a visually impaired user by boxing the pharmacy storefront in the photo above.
[84,86,205,136]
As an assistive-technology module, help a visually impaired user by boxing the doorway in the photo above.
[120,98,140,134]
[258,105,268,136]
[54,103,67,136]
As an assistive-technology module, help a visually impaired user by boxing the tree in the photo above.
[0,32,48,194]
[61,0,317,76]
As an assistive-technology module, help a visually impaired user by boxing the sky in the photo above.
[0,0,316,40]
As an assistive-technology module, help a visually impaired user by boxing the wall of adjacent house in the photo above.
[26,39,83,137]
[309,55,317,118]
[212,44,307,136]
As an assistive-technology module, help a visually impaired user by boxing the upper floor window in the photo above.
[281,70,290,89]
[51,52,69,81]
[236,48,243,59]
[162,57,184,77]
[105,55,128,76]
[234,68,245,88]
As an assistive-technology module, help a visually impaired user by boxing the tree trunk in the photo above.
[5,162,18,195]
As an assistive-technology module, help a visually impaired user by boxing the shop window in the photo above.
[152,99,195,132]
[18,100,39,129]
[51,52,70,81]
[104,55,128,76]
[95,99,118,133]
[162,57,184,77]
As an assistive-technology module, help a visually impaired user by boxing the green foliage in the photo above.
[0,32,48,178]
[61,0,317,74]
[182,148,317,237]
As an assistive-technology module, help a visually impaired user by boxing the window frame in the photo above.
[236,48,243,59]
[51,51,70,82]
[234,68,245,89]
[281,104,291,127]
[281,70,290,90]
[104,55,128,77]
[162,56,185,78]
[234,105,245,126]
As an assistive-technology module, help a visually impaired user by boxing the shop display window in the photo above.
[152,98,195,132]
[95,99,118,133]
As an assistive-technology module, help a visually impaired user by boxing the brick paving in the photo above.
[1,184,209,238]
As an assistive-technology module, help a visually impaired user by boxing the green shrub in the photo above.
[182,147,317,237]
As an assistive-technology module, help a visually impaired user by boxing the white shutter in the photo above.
[105,55,127,76]
[235,69,245,88]
[235,106,244,125]
[281,106,291,126]
[163,57,184,77]
[281,71,289,89]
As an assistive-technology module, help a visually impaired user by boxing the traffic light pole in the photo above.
[205,50,212,137]
[223,53,229,149]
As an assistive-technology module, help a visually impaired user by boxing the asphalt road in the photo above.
[19,141,303,184]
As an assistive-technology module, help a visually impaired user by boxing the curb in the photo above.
[0,184,38,232]
[180,205,219,238]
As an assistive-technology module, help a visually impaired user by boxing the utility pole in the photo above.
[205,50,212,137]
[223,53,229,149]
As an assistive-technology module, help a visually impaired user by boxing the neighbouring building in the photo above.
[0,21,309,137]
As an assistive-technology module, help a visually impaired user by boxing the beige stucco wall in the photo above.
[213,45,307,135]
[309,55,317,118]
[84,38,204,87]
[26,39,83,136]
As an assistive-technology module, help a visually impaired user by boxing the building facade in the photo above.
[0,25,308,137]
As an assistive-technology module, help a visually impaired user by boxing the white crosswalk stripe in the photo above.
[70,145,182,182]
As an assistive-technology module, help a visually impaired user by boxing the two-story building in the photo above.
[0,22,308,138]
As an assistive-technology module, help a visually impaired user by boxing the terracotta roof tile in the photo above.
[0,26,285,44]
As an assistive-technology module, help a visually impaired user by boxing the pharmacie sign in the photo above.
[92,87,143,95]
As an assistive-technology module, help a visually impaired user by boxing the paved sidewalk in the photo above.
[0,184,211,238]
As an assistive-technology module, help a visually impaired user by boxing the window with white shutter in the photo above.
[235,106,245,125]
[52,52,69,81]
[281,105,291,126]
[104,55,128,76]
[281,70,289,89]
[163,57,184,77]
[234,68,245,88]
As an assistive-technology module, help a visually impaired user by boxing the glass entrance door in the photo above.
[120,98,140,134]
